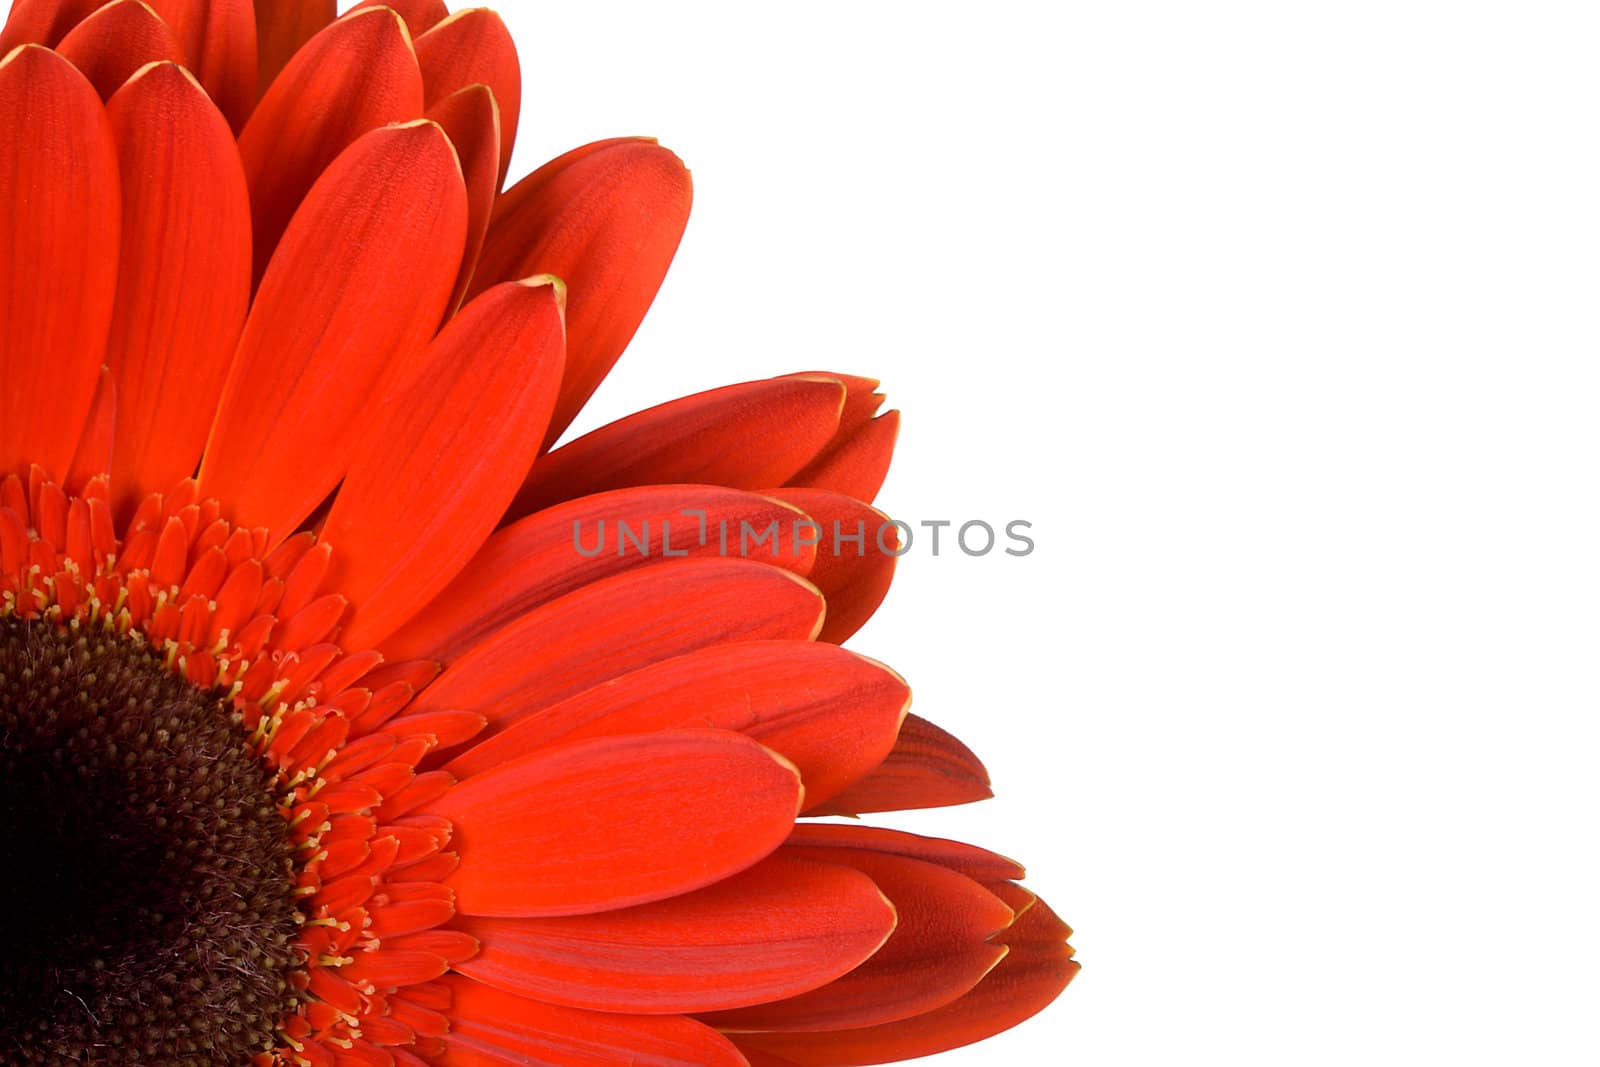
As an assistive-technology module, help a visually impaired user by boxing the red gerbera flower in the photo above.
[0,2,1077,1065]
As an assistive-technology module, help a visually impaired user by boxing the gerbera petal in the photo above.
[786,408,901,503]
[237,6,423,277]
[472,137,693,447]
[198,119,467,541]
[438,977,748,1067]
[103,61,251,521]
[352,0,448,37]
[64,367,114,494]
[410,560,827,738]
[445,641,909,811]
[731,891,1078,1066]
[808,713,994,816]
[426,728,803,916]
[145,0,257,131]
[0,0,99,50]
[427,83,501,316]
[701,850,1013,1033]
[413,8,520,185]
[784,824,1027,884]
[380,486,819,664]
[510,376,847,517]
[0,45,120,482]
[454,853,897,1013]
[772,488,898,643]
[55,0,183,99]
[253,0,334,96]
[326,278,565,651]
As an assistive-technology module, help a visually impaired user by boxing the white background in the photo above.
[12,1,1599,1062]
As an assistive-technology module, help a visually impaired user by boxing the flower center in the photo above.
[0,617,303,1065]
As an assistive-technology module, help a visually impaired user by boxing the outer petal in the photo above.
[787,408,901,503]
[55,0,183,99]
[732,890,1079,1066]
[104,61,252,521]
[438,977,747,1067]
[784,824,1027,884]
[445,640,910,811]
[410,560,827,738]
[326,279,565,651]
[0,0,102,50]
[64,367,114,493]
[198,120,467,541]
[253,0,334,96]
[701,849,1013,1033]
[808,713,994,816]
[774,488,898,643]
[510,376,847,517]
[472,138,693,447]
[146,0,257,130]
[425,729,803,916]
[413,8,520,184]
[380,486,819,664]
[454,854,897,1013]
[237,6,424,277]
[352,0,448,37]
[427,83,501,316]
[0,45,120,481]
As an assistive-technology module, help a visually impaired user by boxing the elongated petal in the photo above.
[0,0,101,50]
[702,850,1012,1032]
[446,641,909,810]
[55,0,182,99]
[787,408,900,503]
[426,729,802,916]
[199,120,467,541]
[473,138,693,446]
[146,0,257,131]
[414,8,519,184]
[381,486,818,664]
[411,560,826,738]
[104,61,251,520]
[775,488,898,643]
[327,279,565,650]
[439,977,748,1067]
[511,376,846,517]
[784,825,1026,884]
[455,853,895,1013]
[0,45,120,481]
[238,6,423,277]
[427,83,501,315]
[732,891,1078,1066]
[352,0,448,36]
[809,713,993,816]
[254,0,334,95]
[65,367,114,493]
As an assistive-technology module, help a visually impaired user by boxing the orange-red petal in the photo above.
[413,8,519,185]
[809,713,993,816]
[774,488,898,644]
[326,279,565,650]
[199,119,467,541]
[380,486,819,664]
[410,560,826,738]
[445,640,908,810]
[472,138,693,447]
[55,0,183,99]
[64,367,114,494]
[454,853,896,1013]
[784,825,1027,884]
[352,0,448,37]
[237,6,423,277]
[787,408,901,504]
[0,45,120,482]
[253,0,334,96]
[438,977,748,1067]
[427,82,501,316]
[0,0,101,51]
[427,729,802,916]
[511,376,847,517]
[146,0,257,131]
[103,61,251,521]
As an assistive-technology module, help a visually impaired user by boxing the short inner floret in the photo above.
[0,617,302,1066]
